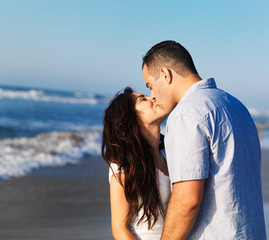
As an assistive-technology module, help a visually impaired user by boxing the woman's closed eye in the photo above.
[136,94,148,102]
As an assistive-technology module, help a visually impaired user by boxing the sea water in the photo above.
[0,84,269,179]
[0,85,110,179]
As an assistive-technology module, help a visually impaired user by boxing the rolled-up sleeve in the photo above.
[165,115,210,184]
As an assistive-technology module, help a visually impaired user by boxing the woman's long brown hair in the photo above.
[102,87,164,229]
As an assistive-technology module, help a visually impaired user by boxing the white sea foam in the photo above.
[260,137,269,150]
[247,108,269,150]
[248,108,269,118]
[260,129,269,150]
[0,88,104,104]
[0,130,102,179]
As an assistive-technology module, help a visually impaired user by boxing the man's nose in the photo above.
[149,91,156,102]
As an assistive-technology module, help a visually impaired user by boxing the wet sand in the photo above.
[262,149,269,202]
[0,150,269,240]
[0,156,113,240]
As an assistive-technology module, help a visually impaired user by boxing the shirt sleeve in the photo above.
[165,115,210,184]
[108,162,122,184]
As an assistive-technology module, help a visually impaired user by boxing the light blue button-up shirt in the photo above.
[165,78,266,239]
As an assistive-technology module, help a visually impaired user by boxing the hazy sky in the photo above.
[0,0,268,108]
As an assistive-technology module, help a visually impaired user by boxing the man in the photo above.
[142,40,266,239]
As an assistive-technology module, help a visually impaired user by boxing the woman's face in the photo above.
[132,92,167,126]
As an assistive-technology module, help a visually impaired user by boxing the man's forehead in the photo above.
[143,69,154,81]
[143,64,151,75]
[143,65,157,88]
[143,64,160,80]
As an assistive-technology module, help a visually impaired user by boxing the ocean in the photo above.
[0,85,110,180]
[0,84,269,180]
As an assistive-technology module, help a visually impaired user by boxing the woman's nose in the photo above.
[150,96,156,103]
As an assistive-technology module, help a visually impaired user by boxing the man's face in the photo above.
[142,64,172,116]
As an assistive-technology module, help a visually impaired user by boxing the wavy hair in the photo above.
[102,87,164,229]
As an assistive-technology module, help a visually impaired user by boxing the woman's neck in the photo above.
[140,123,161,156]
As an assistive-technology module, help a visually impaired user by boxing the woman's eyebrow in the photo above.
[136,94,146,100]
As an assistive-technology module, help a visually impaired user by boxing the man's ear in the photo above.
[160,66,172,84]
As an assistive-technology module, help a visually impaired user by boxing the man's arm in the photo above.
[161,179,205,240]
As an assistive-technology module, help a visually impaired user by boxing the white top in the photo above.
[109,152,171,240]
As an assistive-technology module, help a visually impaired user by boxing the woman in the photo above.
[102,87,170,240]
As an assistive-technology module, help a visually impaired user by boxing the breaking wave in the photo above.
[0,129,102,179]
[0,87,110,105]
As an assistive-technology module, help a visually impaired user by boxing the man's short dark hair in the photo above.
[142,40,198,77]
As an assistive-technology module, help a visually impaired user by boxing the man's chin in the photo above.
[159,112,169,122]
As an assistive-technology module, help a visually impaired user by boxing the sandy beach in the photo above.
[262,149,269,203]
[262,149,269,239]
[0,150,268,240]
[0,156,113,240]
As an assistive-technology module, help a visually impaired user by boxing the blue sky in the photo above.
[0,0,268,108]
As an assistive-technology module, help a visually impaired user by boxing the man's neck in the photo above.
[175,73,202,103]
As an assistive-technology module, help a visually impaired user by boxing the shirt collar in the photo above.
[178,78,217,104]
[192,78,217,90]
[174,78,217,108]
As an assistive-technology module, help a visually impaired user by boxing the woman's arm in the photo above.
[110,173,138,240]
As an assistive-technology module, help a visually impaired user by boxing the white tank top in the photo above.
[109,151,171,240]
